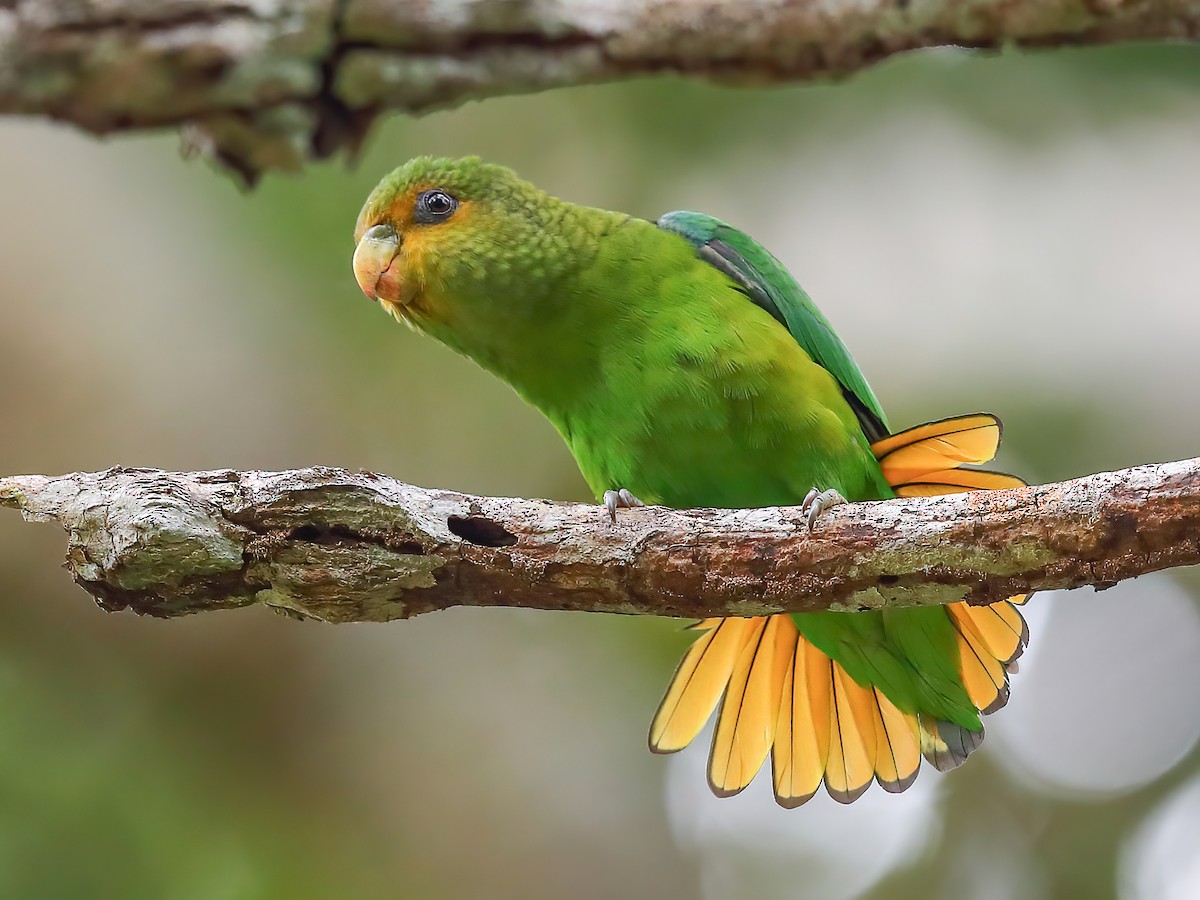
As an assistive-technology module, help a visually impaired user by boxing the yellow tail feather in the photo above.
[825,665,879,803]
[893,468,1025,497]
[952,601,1025,666]
[873,689,921,793]
[709,617,782,797]
[951,623,1010,714]
[771,635,832,808]
[649,412,1030,806]
[871,413,1002,483]
[649,618,753,754]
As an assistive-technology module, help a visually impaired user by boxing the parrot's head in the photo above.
[353,156,613,338]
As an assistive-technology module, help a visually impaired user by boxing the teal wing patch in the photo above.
[659,210,889,442]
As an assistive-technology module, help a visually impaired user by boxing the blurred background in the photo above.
[2,42,1199,900]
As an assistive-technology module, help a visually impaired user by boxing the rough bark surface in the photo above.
[1,459,1196,623]
[2,0,1199,182]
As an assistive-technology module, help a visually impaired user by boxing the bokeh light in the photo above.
[992,581,1200,797]
[1121,776,1200,900]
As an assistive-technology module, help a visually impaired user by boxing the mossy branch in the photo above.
[2,0,1199,182]
[1,460,1195,622]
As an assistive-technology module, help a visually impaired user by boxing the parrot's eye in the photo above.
[415,189,459,223]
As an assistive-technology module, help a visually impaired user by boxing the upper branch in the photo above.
[1,0,1198,182]
[1,459,1196,623]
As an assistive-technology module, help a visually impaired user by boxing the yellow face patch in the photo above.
[396,190,475,316]
[355,184,478,324]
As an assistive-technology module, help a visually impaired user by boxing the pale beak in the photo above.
[353,223,402,302]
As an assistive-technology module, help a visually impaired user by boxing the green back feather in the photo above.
[658,211,890,443]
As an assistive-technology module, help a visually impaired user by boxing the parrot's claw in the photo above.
[801,488,847,532]
[604,488,645,524]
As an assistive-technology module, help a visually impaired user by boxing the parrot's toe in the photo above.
[603,488,645,524]
[801,487,847,532]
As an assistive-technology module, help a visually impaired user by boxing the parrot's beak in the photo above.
[353,223,403,305]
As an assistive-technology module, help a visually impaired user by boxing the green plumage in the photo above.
[357,156,983,735]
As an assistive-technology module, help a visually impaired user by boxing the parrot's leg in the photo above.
[603,488,645,524]
[800,487,847,532]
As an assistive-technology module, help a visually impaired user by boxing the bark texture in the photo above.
[2,0,1199,182]
[1,459,1196,623]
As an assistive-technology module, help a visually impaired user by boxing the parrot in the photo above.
[351,156,1029,807]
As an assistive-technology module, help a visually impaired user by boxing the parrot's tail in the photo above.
[647,413,1030,806]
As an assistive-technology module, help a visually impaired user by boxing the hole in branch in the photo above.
[288,524,425,555]
[879,575,900,586]
[448,515,517,548]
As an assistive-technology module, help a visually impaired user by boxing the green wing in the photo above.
[658,210,890,442]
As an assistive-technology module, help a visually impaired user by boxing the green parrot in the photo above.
[352,157,1028,806]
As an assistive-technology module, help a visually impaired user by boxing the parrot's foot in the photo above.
[801,488,847,532]
[603,488,645,524]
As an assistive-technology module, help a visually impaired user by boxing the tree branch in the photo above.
[1,459,1195,623]
[1,0,1198,182]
